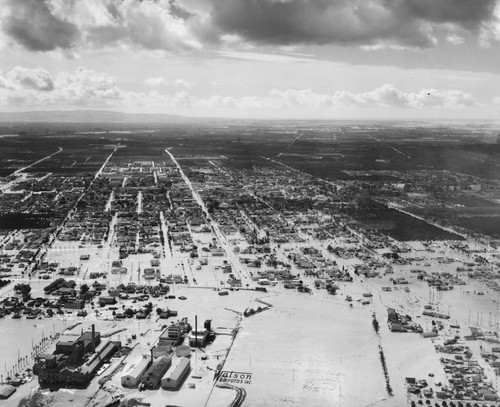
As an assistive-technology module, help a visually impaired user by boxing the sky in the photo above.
[1,0,500,120]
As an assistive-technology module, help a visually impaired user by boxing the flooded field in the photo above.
[0,318,66,379]
[218,292,387,406]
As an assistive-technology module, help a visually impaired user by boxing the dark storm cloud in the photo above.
[3,0,80,51]
[1,0,498,53]
[393,0,497,28]
[207,0,499,47]
[1,0,198,53]
[85,0,199,52]
[105,1,123,20]
[168,0,194,20]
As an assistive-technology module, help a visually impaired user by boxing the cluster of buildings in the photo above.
[58,177,111,243]
[432,343,498,402]
[480,346,500,374]
[387,308,423,333]
[0,273,184,320]
[468,267,500,293]
[5,174,86,220]
[103,161,168,256]
[422,271,466,290]
[120,318,213,391]
[121,354,191,391]
[33,325,121,388]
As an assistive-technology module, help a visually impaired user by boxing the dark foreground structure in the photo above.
[33,324,121,388]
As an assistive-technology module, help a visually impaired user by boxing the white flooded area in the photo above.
[217,292,387,407]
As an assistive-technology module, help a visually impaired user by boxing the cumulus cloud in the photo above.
[0,66,480,113]
[55,67,123,104]
[0,0,499,53]
[190,85,479,111]
[6,66,55,91]
[244,85,478,110]
[0,66,122,106]
[145,77,169,87]
[0,67,55,92]
[174,79,190,90]
[446,34,466,45]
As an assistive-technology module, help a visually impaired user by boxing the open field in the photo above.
[344,199,464,241]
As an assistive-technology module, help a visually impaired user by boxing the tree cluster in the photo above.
[44,278,76,294]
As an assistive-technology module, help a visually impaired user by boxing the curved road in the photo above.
[217,383,247,407]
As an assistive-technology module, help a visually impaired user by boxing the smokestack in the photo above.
[204,319,211,331]
[150,348,154,364]
[195,315,198,347]
[91,324,96,353]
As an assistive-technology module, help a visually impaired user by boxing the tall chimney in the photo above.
[91,324,96,353]
[195,315,198,347]
[150,348,154,364]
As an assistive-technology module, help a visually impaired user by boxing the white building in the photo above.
[121,358,151,388]
[161,357,191,390]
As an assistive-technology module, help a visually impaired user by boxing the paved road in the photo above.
[1,147,63,192]
[13,147,63,176]
[165,148,251,283]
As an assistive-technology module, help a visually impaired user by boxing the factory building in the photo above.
[33,325,120,388]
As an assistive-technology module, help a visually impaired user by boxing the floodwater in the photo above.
[0,317,66,380]
[216,292,389,407]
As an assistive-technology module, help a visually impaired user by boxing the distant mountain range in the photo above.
[0,110,192,123]
[0,110,496,125]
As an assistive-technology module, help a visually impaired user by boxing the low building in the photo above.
[64,299,85,309]
[0,385,16,399]
[98,296,117,306]
[140,356,172,389]
[161,357,191,390]
[108,289,121,297]
[53,287,77,296]
[121,358,151,388]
